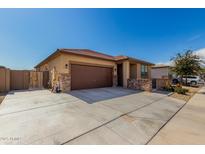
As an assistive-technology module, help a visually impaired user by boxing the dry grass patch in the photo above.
[170,86,201,102]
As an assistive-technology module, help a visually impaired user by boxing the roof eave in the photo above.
[34,49,154,68]
[34,49,116,68]
[60,50,115,62]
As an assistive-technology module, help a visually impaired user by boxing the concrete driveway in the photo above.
[0,87,185,145]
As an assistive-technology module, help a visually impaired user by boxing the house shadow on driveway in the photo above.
[69,87,141,104]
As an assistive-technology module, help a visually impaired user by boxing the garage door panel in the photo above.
[71,64,113,90]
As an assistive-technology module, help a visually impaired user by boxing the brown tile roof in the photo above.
[35,48,153,68]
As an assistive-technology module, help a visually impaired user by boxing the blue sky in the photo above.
[0,9,205,69]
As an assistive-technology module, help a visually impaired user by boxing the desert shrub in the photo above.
[174,87,189,95]
[163,84,188,95]
[176,83,182,88]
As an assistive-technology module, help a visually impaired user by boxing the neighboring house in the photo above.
[151,65,176,90]
[151,65,175,79]
[35,49,153,92]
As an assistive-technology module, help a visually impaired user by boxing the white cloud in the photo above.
[155,48,205,66]
[156,48,205,66]
[195,48,205,59]
[156,61,174,66]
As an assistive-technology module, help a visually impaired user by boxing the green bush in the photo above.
[164,86,174,92]
[174,87,189,95]
[163,85,175,92]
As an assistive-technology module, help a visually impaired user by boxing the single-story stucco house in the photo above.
[35,49,154,92]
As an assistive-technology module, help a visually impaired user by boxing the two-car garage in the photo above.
[35,49,119,92]
[71,64,113,90]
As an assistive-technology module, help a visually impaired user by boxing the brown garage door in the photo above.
[71,64,113,90]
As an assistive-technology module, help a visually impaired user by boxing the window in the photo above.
[141,64,148,79]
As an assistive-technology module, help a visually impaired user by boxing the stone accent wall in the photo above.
[127,79,152,92]
[59,73,71,92]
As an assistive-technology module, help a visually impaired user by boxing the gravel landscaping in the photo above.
[170,86,201,102]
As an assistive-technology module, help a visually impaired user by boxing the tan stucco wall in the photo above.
[123,60,130,88]
[38,55,64,87]
[38,55,63,73]
[61,53,117,72]
[148,66,152,79]
[137,63,141,79]
[39,53,117,72]
[130,64,137,79]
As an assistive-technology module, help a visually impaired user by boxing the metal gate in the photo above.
[0,67,10,92]
[10,70,30,90]
[43,71,49,88]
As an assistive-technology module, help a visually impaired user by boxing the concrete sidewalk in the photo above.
[149,86,205,144]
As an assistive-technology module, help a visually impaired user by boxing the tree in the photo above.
[171,50,204,85]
